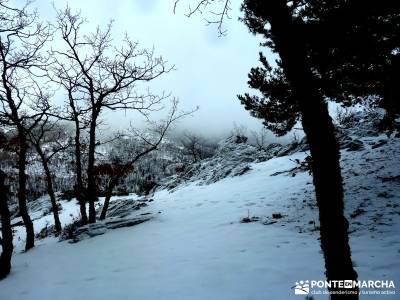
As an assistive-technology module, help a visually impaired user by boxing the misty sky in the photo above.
[34,0,278,139]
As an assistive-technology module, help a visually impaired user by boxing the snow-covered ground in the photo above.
[1,134,400,299]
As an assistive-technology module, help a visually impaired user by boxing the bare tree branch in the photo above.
[174,0,232,36]
[49,6,175,223]
[0,0,52,250]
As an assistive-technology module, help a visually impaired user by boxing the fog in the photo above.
[32,0,284,140]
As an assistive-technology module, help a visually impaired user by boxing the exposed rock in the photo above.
[265,143,283,155]
[350,208,366,219]
[377,191,392,198]
[346,139,364,151]
[161,136,277,188]
[377,175,400,183]
[66,215,153,243]
[276,142,300,157]
[272,213,283,219]
[371,139,388,149]
[99,199,148,219]
[297,137,310,151]
[241,216,260,223]
[263,220,278,225]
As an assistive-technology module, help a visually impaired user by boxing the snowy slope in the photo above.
[1,135,400,299]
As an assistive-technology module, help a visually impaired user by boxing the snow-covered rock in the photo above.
[1,112,400,300]
[162,136,278,188]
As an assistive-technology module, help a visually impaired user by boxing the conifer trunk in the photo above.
[258,1,358,297]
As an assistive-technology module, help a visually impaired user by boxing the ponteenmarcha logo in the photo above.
[292,279,396,296]
[293,280,310,295]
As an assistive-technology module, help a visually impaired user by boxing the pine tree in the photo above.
[240,1,359,298]
[303,0,400,129]
[238,55,297,136]
[239,0,400,134]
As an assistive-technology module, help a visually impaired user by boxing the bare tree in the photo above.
[231,122,247,136]
[28,116,70,232]
[51,7,173,223]
[47,74,89,224]
[250,127,268,151]
[0,170,13,279]
[97,99,193,220]
[180,131,215,162]
[0,1,51,250]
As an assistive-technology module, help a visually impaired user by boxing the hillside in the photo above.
[0,118,399,299]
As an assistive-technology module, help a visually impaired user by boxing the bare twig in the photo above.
[174,0,232,36]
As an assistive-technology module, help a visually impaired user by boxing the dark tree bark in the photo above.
[0,83,36,251]
[73,117,88,225]
[52,8,171,224]
[244,1,358,297]
[0,60,35,251]
[87,118,98,223]
[381,55,400,133]
[0,0,51,252]
[36,148,62,232]
[17,134,35,251]
[99,179,116,220]
[0,170,13,280]
[29,115,74,232]
[98,99,187,220]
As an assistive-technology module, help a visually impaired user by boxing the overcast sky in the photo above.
[33,0,280,139]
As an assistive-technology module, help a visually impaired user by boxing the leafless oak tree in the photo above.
[180,131,215,162]
[46,73,90,224]
[98,99,192,220]
[28,116,71,232]
[0,0,52,250]
[51,7,173,223]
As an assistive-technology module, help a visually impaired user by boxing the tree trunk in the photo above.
[262,1,358,297]
[0,170,13,280]
[74,119,88,225]
[381,55,400,133]
[17,134,35,251]
[99,180,116,220]
[37,149,62,232]
[86,118,98,223]
[1,68,34,251]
